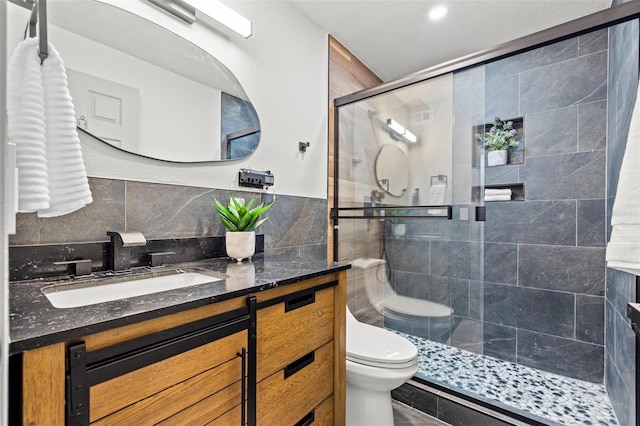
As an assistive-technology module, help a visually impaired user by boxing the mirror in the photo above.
[375,144,409,197]
[46,0,260,162]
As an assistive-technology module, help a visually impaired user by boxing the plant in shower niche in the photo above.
[476,117,519,151]
[213,195,274,263]
[476,117,520,166]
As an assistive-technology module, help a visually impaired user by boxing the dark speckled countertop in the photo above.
[10,253,349,354]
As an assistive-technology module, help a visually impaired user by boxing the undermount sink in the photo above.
[42,269,222,309]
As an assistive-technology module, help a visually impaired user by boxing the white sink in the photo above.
[42,271,221,308]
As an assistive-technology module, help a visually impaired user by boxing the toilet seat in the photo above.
[347,321,418,369]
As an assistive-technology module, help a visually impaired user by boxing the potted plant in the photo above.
[476,117,519,166]
[213,195,274,263]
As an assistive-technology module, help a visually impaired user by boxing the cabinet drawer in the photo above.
[256,341,333,426]
[292,396,333,426]
[257,286,334,381]
[90,330,246,422]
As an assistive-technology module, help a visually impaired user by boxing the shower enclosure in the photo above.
[333,5,639,425]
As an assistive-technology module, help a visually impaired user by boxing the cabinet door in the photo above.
[91,330,247,425]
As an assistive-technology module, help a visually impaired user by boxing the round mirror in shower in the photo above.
[375,144,409,197]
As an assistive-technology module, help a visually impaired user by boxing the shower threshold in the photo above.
[390,330,619,426]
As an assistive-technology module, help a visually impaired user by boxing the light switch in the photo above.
[459,207,468,221]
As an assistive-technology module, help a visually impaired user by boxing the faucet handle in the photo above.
[107,230,147,247]
[54,259,92,276]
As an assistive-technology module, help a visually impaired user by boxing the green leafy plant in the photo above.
[476,117,519,151]
[213,195,274,232]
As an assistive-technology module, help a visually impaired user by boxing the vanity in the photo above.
[9,255,348,426]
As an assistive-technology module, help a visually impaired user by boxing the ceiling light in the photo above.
[184,0,252,38]
[429,6,448,21]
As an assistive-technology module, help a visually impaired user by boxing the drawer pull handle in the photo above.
[294,410,315,426]
[237,347,247,426]
[284,351,315,379]
[285,292,315,312]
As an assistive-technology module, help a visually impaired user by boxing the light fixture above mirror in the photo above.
[386,118,417,144]
[147,0,252,38]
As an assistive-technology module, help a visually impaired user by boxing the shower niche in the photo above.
[472,116,525,168]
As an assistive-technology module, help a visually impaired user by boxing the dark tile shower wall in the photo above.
[9,177,327,260]
[388,30,609,384]
[605,12,638,426]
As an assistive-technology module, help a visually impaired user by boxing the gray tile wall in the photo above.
[388,30,610,384]
[605,14,639,426]
[9,177,327,258]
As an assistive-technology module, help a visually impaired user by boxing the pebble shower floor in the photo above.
[391,330,620,426]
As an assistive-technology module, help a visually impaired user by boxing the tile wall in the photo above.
[9,177,327,263]
[605,11,639,426]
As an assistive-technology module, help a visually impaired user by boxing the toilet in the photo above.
[351,258,453,319]
[346,306,418,426]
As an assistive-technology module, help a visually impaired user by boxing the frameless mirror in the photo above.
[375,143,409,197]
[46,0,260,162]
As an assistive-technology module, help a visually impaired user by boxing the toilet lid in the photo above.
[347,321,418,368]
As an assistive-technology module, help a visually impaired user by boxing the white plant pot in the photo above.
[487,150,508,166]
[225,231,255,263]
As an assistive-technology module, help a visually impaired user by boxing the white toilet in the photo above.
[346,306,419,426]
[351,258,453,319]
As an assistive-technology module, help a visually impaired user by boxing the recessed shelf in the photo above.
[473,117,525,168]
[472,183,525,202]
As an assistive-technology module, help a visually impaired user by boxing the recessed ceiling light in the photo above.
[429,6,448,21]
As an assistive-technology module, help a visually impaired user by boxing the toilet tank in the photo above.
[351,258,388,314]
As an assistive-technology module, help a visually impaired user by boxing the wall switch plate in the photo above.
[459,207,468,221]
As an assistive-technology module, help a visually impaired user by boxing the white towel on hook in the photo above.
[38,41,93,217]
[606,79,640,275]
[7,37,50,212]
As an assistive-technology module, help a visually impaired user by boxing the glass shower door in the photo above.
[335,68,486,368]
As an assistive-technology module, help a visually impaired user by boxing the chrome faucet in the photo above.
[107,230,147,271]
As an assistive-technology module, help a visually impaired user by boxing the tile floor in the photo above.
[391,330,619,426]
[393,400,450,426]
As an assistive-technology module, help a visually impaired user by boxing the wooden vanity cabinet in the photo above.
[16,270,346,426]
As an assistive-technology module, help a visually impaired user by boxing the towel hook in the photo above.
[37,0,48,62]
[25,0,48,63]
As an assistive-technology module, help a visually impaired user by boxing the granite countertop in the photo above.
[10,253,349,354]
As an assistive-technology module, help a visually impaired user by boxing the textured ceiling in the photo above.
[289,0,611,81]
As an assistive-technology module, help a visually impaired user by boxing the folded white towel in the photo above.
[7,37,50,212]
[484,194,511,202]
[485,188,512,196]
[607,80,640,275]
[38,42,93,217]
